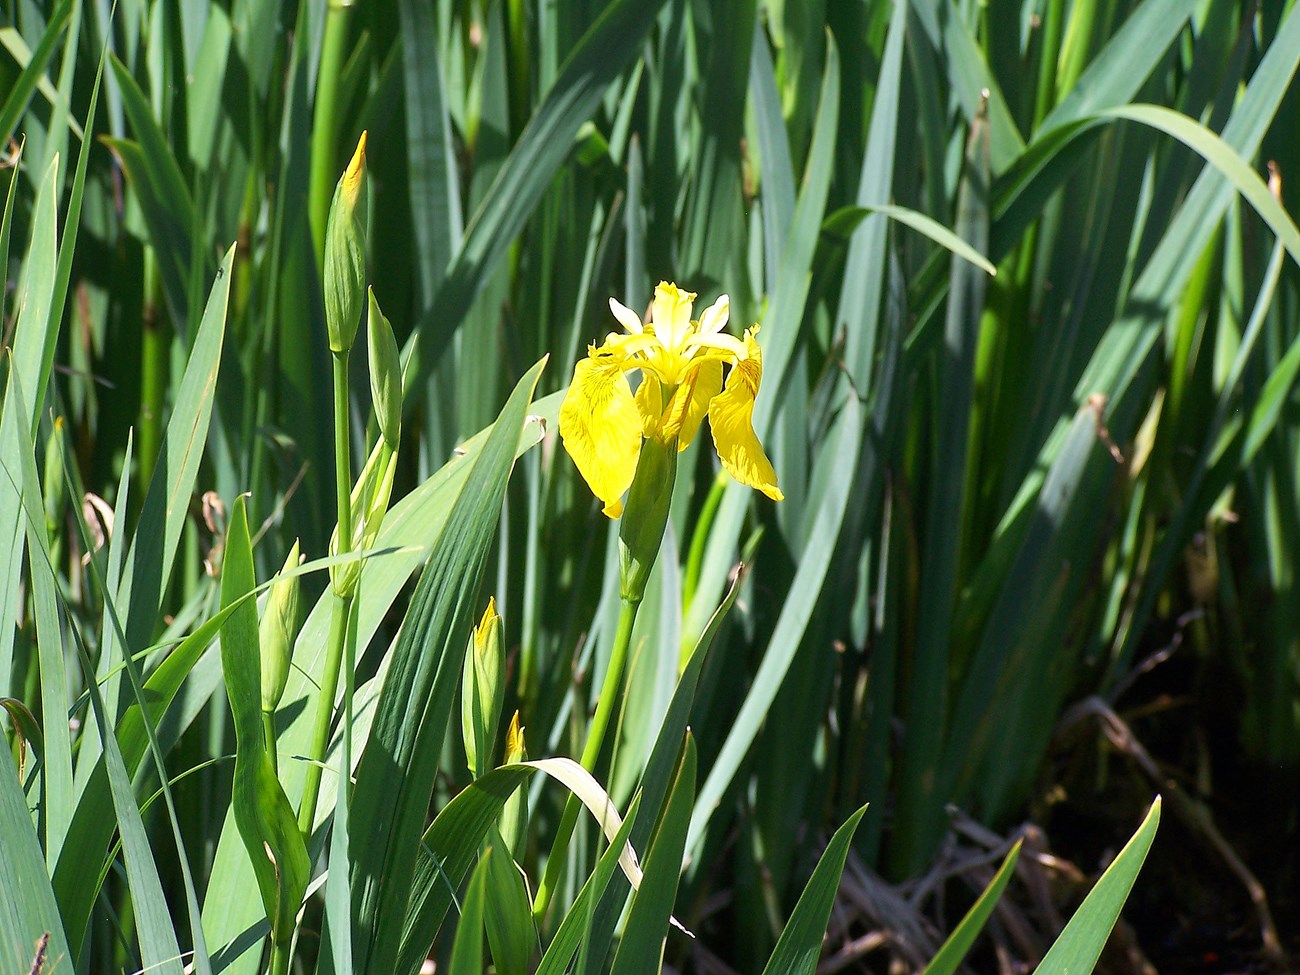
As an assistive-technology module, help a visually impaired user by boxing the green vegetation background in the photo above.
[0,0,1297,971]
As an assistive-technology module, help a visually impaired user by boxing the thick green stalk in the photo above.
[309,0,355,261]
[297,352,355,841]
[532,596,640,922]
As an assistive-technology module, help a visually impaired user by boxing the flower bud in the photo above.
[618,434,678,603]
[462,598,505,778]
[324,132,369,354]
[500,711,528,856]
[259,540,303,712]
[329,438,397,598]
[367,288,403,448]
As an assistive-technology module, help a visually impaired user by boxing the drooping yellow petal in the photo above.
[676,359,722,451]
[560,354,642,517]
[707,332,782,501]
[634,372,665,437]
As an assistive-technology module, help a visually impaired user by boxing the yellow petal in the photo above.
[652,281,695,349]
[707,333,783,501]
[560,354,642,517]
[676,359,722,451]
[634,371,664,437]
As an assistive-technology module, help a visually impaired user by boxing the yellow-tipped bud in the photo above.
[462,598,505,779]
[367,288,403,448]
[325,132,369,353]
[500,711,529,856]
[259,540,303,712]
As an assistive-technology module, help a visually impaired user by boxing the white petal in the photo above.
[699,294,729,334]
[609,297,644,334]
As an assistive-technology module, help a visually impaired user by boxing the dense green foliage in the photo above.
[1,0,1297,971]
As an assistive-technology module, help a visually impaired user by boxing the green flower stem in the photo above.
[309,0,355,261]
[269,938,290,975]
[262,710,278,777]
[532,595,640,923]
[138,250,164,488]
[297,351,355,842]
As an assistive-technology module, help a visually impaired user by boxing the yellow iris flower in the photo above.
[560,281,783,518]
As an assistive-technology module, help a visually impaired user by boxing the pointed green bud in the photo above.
[324,132,369,353]
[462,598,505,779]
[367,288,402,448]
[618,434,678,603]
[259,540,303,712]
[329,439,397,598]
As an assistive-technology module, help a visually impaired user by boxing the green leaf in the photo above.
[823,203,998,277]
[349,358,547,975]
[0,0,71,147]
[402,0,669,405]
[1036,798,1161,974]
[106,54,206,328]
[54,249,233,950]
[1101,104,1300,270]
[0,713,71,975]
[759,806,867,975]
[219,495,309,943]
[398,767,535,975]
[483,828,536,975]
[610,736,696,975]
[448,848,491,975]
[535,797,642,975]
[921,841,1021,975]
[9,153,58,437]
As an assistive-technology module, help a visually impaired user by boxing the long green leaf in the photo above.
[218,495,309,944]
[609,736,696,975]
[349,358,546,975]
[921,841,1022,975]
[55,247,233,951]
[1035,798,1161,974]
[401,0,669,405]
[758,806,867,975]
[0,0,71,146]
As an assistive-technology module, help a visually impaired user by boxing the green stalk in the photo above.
[297,351,355,842]
[269,938,290,975]
[309,1,356,262]
[262,710,278,777]
[532,595,639,923]
[138,250,164,489]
